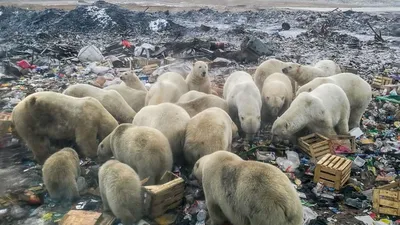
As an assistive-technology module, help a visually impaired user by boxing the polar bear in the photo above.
[104,85,146,112]
[272,83,350,139]
[12,91,118,164]
[223,71,262,141]
[177,92,229,117]
[117,70,147,92]
[42,147,81,202]
[63,84,136,123]
[192,151,303,225]
[98,160,142,225]
[253,58,297,94]
[186,61,212,94]
[178,90,207,102]
[261,72,293,123]
[296,73,371,129]
[97,124,173,185]
[282,59,341,86]
[145,72,189,105]
[132,103,190,164]
[184,107,238,166]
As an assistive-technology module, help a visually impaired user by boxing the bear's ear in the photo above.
[280,96,285,101]
[29,96,37,106]
[308,88,312,92]
[285,122,289,129]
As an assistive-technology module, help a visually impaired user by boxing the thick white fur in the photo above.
[261,72,293,123]
[63,84,136,123]
[272,83,350,139]
[296,73,371,129]
[98,160,142,224]
[192,151,303,225]
[145,72,189,105]
[132,103,190,164]
[177,91,229,117]
[282,60,341,86]
[97,124,173,185]
[186,61,212,94]
[184,107,238,166]
[223,71,262,141]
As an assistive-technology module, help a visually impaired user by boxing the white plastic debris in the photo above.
[303,206,318,225]
[349,127,364,138]
[354,156,366,167]
[355,215,374,225]
[78,45,104,63]
[149,19,169,32]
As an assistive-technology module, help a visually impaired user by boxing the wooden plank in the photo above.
[338,159,352,171]
[329,157,342,168]
[322,155,336,166]
[320,166,337,175]
[379,199,399,208]
[319,172,337,182]
[314,150,330,158]
[340,171,351,186]
[313,144,330,153]
[380,190,398,199]
[317,154,331,164]
[376,182,399,190]
[379,207,399,216]
[319,178,335,188]
[373,189,380,212]
[311,141,329,148]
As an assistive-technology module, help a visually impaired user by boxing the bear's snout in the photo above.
[202,71,206,77]
[282,68,288,74]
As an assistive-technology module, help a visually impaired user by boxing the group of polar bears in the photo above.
[11,58,372,225]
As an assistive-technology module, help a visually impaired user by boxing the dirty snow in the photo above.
[85,6,116,28]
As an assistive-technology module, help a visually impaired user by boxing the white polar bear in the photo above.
[261,72,293,123]
[186,61,212,94]
[282,59,341,86]
[272,83,350,139]
[223,71,262,141]
[145,72,189,105]
[192,151,303,225]
[296,73,371,129]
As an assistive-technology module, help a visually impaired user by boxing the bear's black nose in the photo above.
[202,71,206,77]
[282,68,288,74]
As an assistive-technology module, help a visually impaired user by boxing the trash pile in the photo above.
[0,1,399,225]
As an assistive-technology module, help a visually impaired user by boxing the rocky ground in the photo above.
[0,1,399,225]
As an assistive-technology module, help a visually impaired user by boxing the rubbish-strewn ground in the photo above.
[0,1,399,225]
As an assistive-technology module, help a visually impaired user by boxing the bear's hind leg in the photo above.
[207,202,228,225]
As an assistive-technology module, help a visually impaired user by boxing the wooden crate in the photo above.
[142,171,185,218]
[372,76,392,88]
[0,112,12,136]
[314,154,352,190]
[59,210,115,225]
[373,181,400,216]
[298,133,332,161]
[329,135,356,154]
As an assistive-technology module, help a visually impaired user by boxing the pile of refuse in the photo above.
[0,2,399,225]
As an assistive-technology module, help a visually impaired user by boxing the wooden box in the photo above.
[0,112,12,136]
[329,135,356,154]
[314,154,352,190]
[142,171,185,218]
[298,133,332,161]
[373,181,400,216]
[59,210,115,225]
[372,76,392,88]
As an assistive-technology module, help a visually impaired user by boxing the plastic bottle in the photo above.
[195,209,207,225]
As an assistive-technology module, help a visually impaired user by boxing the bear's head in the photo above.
[97,135,113,163]
[264,95,285,117]
[282,63,301,76]
[271,116,290,138]
[192,61,209,78]
[239,109,261,141]
[191,154,210,183]
[120,71,141,87]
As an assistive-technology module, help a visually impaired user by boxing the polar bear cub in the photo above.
[186,61,212,94]
[192,151,303,225]
[97,124,173,185]
[296,73,371,129]
[272,83,350,139]
[98,160,142,224]
[223,71,262,141]
[184,107,238,166]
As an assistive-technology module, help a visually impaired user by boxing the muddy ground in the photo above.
[0,1,399,225]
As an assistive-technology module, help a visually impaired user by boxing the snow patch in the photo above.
[86,6,116,28]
